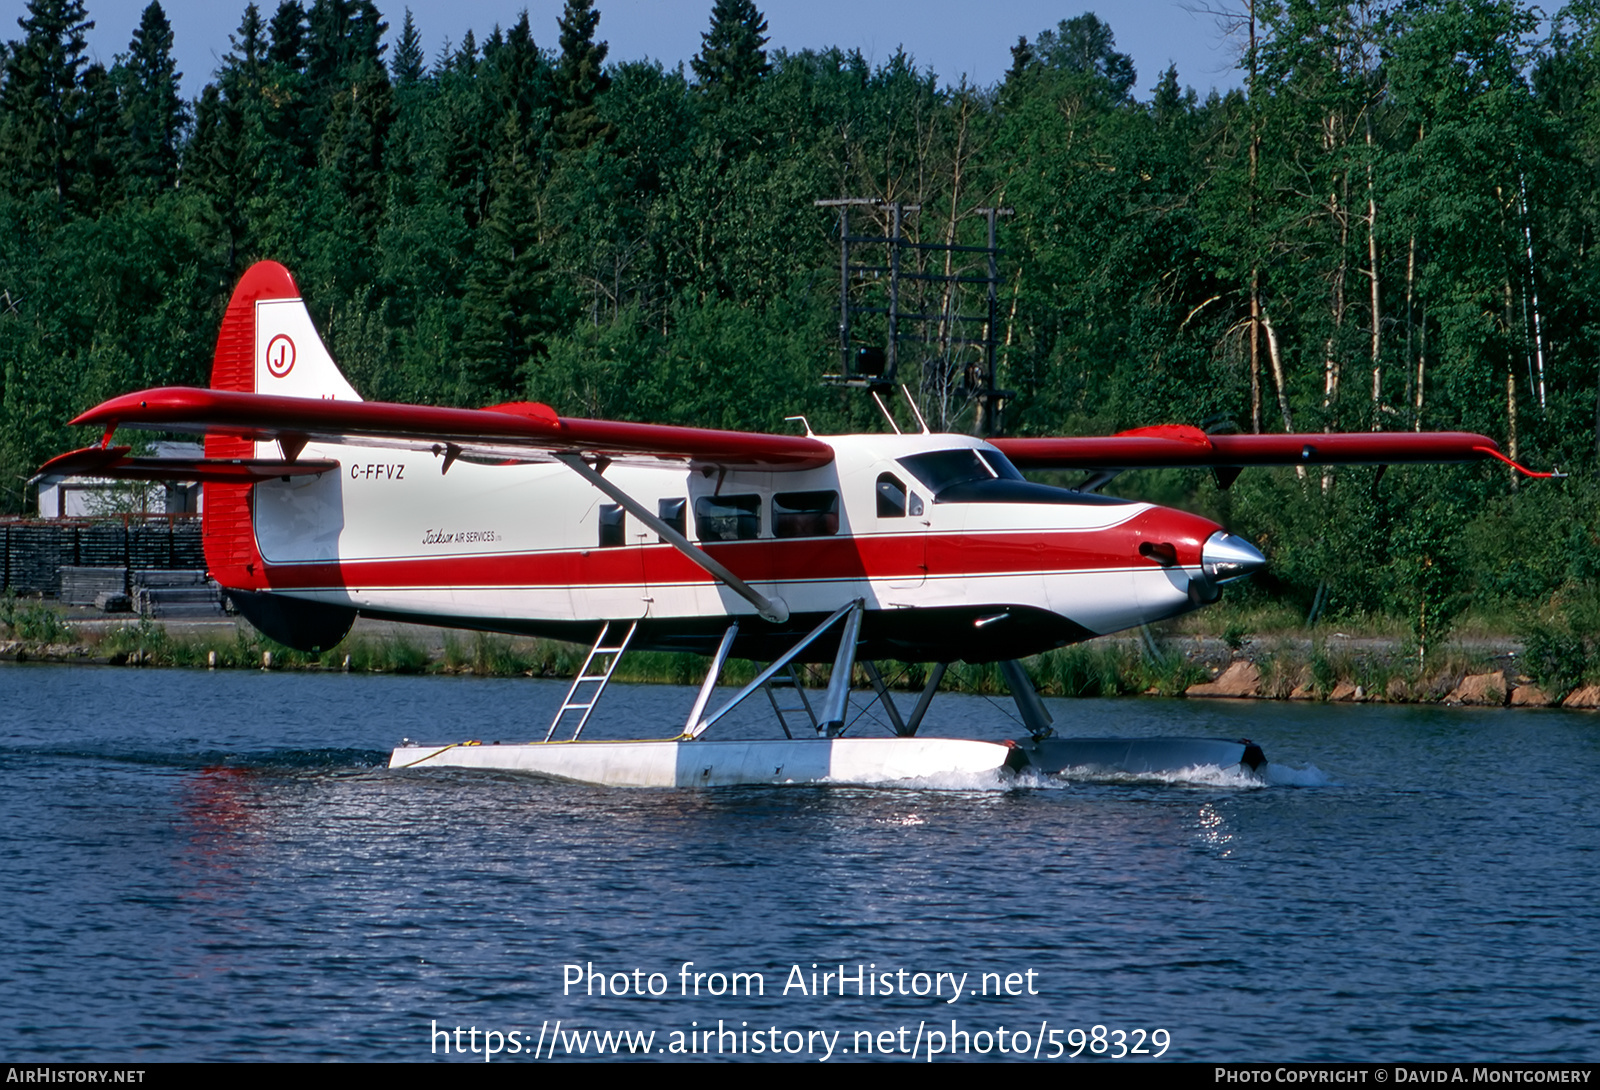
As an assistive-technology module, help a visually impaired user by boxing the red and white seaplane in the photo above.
[41,262,1535,786]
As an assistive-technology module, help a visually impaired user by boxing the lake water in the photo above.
[1,662,1595,1062]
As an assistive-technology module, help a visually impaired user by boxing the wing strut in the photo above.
[554,452,790,624]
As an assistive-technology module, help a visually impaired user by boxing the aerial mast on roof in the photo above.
[815,198,1014,436]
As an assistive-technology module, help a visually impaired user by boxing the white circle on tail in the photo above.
[266,334,296,378]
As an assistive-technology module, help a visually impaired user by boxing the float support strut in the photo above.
[693,600,863,737]
[819,603,864,736]
[862,661,907,736]
[682,623,738,738]
[999,658,1054,741]
[903,662,948,738]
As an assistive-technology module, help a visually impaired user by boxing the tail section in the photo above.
[204,263,359,641]
[209,260,363,401]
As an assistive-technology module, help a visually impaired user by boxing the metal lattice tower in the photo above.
[815,199,1014,435]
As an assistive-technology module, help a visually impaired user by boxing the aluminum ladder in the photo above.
[763,662,820,738]
[545,621,638,741]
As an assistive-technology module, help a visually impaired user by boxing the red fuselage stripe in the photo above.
[253,521,1209,591]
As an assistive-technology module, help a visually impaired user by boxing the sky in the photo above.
[3,0,1251,102]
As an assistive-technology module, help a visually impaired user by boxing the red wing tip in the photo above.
[483,401,561,426]
[70,386,216,425]
[1471,444,1559,478]
[1112,424,1212,446]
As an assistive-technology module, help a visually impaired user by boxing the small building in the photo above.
[32,442,203,519]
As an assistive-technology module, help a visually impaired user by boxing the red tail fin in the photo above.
[204,262,360,589]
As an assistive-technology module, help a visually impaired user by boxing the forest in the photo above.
[4,0,1600,651]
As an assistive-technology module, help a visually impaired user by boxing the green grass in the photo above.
[0,594,73,643]
[7,610,1530,706]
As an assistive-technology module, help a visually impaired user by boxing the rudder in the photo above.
[204,261,359,595]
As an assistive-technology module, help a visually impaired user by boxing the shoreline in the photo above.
[2,612,1592,710]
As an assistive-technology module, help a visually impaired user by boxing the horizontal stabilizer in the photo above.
[39,445,338,483]
[67,387,835,471]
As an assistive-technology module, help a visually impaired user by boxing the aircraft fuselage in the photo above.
[242,430,1238,662]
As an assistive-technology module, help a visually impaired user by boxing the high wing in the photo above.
[62,386,834,475]
[990,424,1550,488]
[55,396,1532,484]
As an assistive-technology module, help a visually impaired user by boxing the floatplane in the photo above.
[40,262,1543,787]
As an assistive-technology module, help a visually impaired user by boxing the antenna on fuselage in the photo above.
[870,390,902,435]
[900,385,930,434]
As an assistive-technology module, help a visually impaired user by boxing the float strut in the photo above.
[682,623,738,738]
[693,600,863,736]
[818,602,864,736]
[862,661,907,736]
[903,662,948,738]
[999,658,1054,741]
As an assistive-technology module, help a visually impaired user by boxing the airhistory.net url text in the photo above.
[429,1018,1170,1061]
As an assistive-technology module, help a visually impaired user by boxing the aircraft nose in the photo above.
[1201,531,1266,583]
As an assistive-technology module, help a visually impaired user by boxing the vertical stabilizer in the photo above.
[205,261,359,592]
[209,260,363,401]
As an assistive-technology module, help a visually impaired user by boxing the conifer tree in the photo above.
[432,29,489,229]
[450,28,478,77]
[1150,63,1191,126]
[118,2,185,197]
[322,66,390,245]
[553,0,611,152]
[0,0,94,207]
[462,113,561,401]
[268,1,307,71]
[1008,35,1033,80]
[186,3,292,276]
[486,11,550,131]
[305,0,346,92]
[71,59,118,212]
[1001,34,1036,110]
[219,2,269,101]
[347,1,387,73]
[303,0,387,149]
[261,1,310,166]
[691,0,769,103]
[391,8,424,86]
[183,81,225,193]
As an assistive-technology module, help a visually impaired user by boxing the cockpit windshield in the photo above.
[898,447,1130,507]
[898,448,1024,493]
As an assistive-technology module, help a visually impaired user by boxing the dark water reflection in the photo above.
[1,663,1595,1061]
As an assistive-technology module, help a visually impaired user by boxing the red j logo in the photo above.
[266,334,296,378]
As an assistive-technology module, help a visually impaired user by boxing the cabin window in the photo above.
[877,473,907,518]
[658,497,686,541]
[598,504,626,547]
[694,494,761,541]
[772,490,839,538]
